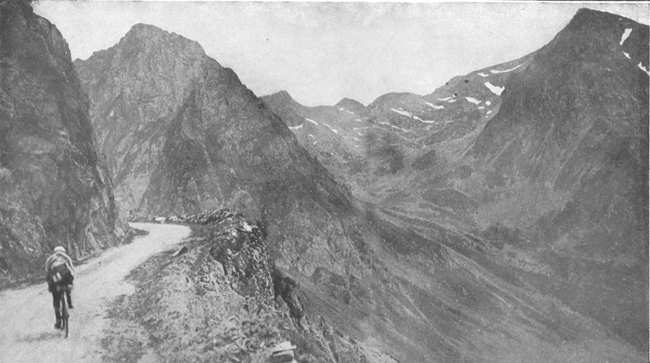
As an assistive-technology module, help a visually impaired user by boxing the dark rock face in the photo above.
[0,0,127,284]
[463,9,649,349]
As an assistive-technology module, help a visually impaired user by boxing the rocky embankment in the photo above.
[0,0,128,286]
[105,210,392,363]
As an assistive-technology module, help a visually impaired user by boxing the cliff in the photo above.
[0,0,128,285]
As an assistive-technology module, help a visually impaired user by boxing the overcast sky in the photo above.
[34,1,649,106]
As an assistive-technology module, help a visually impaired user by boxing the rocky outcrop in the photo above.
[0,0,127,285]
[102,210,391,363]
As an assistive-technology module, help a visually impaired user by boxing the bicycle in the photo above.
[56,284,70,338]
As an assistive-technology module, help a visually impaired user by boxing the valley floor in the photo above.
[0,223,190,363]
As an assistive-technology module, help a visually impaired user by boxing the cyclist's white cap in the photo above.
[54,246,65,253]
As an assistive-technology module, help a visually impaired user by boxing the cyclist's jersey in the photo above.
[45,252,74,275]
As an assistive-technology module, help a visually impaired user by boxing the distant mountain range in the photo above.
[264,8,649,354]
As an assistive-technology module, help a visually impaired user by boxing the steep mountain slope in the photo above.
[269,8,649,353]
[0,0,127,285]
[75,19,646,362]
[419,9,649,351]
[74,26,378,288]
[461,9,649,350]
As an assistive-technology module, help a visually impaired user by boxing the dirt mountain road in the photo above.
[0,223,190,363]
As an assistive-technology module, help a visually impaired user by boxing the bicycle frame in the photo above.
[57,285,70,338]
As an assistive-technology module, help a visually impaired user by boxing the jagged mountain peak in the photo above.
[541,7,649,66]
[113,22,207,63]
[569,7,645,30]
[124,23,193,44]
[74,22,220,134]
[265,90,298,104]
[128,22,166,34]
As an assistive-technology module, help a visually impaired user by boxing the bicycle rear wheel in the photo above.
[60,292,69,338]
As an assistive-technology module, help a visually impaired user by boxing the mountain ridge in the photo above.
[264,7,649,354]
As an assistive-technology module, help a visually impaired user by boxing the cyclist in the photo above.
[45,246,74,329]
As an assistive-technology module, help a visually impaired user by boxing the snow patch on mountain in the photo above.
[487,110,492,115]
[379,121,409,132]
[490,64,521,74]
[448,99,457,103]
[465,97,481,105]
[289,124,303,130]
[620,28,632,45]
[353,137,360,141]
[323,123,339,134]
[308,134,315,139]
[478,72,489,77]
[305,118,318,125]
[425,102,444,109]
[623,52,631,59]
[485,82,504,95]
[437,97,452,101]
[478,106,485,110]
[638,62,650,75]
[391,108,413,118]
[486,101,491,106]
